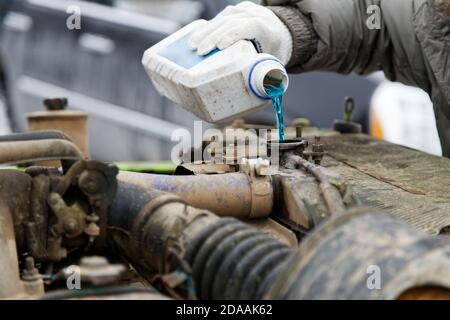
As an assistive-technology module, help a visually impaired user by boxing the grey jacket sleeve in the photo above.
[268,0,431,92]
[268,0,450,157]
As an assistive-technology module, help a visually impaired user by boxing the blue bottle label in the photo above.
[159,34,219,69]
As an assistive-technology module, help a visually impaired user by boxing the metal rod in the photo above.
[0,130,73,143]
[0,139,83,165]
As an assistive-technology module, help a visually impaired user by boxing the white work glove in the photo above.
[188,1,293,65]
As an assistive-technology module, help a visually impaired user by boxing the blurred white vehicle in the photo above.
[369,81,442,156]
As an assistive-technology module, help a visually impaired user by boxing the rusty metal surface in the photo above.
[320,134,450,234]
[0,203,25,299]
[283,153,346,216]
[0,170,47,299]
[109,178,290,299]
[245,218,298,246]
[0,139,83,166]
[3,129,450,300]
[108,179,216,291]
[176,163,235,175]
[40,160,118,261]
[279,173,329,230]
[3,160,119,264]
[239,158,274,219]
[26,174,50,258]
[0,170,33,252]
[117,171,273,219]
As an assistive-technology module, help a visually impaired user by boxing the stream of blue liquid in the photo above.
[264,84,285,142]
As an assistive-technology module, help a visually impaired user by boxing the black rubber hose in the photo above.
[255,258,291,299]
[182,218,291,300]
[224,241,286,300]
[191,221,249,297]
[239,248,291,299]
[211,234,273,299]
[200,228,262,299]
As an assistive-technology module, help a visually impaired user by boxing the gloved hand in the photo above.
[188,1,293,65]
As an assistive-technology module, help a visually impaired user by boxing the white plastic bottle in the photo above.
[142,20,289,123]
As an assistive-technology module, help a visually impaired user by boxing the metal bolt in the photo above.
[25,257,35,271]
[295,126,302,138]
[344,96,355,122]
[292,118,311,128]
[22,257,40,281]
[64,219,78,234]
[312,136,325,165]
[79,172,99,194]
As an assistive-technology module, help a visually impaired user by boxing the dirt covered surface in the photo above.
[320,134,450,235]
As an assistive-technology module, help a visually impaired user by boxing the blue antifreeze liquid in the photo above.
[264,84,285,142]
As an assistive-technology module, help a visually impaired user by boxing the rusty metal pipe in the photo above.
[0,139,83,165]
[0,130,73,143]
[117,171,273,219]
[108,180,218,275]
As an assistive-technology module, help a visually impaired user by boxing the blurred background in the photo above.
[0,0,442,161]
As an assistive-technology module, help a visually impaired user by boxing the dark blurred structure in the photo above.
[248,72,379,131]
[0,0,381,161]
